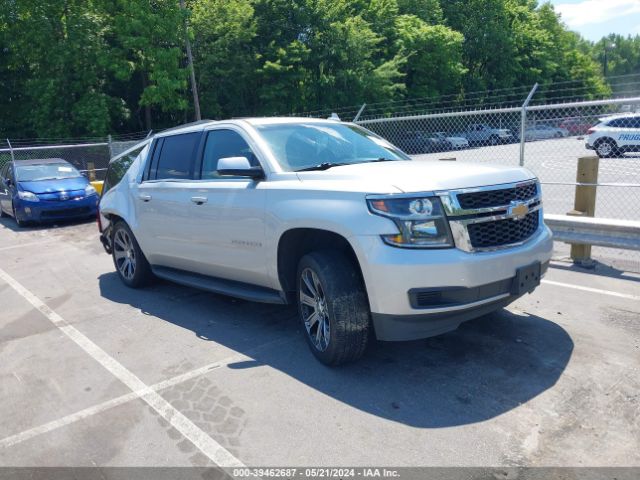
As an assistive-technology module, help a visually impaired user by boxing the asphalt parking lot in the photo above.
[0,218,639,471]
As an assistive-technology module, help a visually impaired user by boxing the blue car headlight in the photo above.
[18,191,39,202]
[85,185,97,196]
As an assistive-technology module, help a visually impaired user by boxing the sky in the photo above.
[549,0,640,41]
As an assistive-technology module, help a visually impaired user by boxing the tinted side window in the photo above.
[155,133,200,180]
[201,130,258,179]
[104,144,147,194]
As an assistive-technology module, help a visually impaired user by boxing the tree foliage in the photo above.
[0,0,631,137]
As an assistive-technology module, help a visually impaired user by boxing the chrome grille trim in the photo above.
[436,179,542,252]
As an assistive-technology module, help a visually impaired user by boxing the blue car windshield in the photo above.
[16,163,82,181]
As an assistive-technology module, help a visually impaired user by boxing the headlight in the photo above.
[367,196,453,248]
[18,191,39,202]
[85,184,97,196]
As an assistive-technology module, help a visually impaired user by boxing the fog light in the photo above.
[24,207,31,215]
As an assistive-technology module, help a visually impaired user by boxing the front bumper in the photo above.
[351,225,553,340]
[15,195,98,223]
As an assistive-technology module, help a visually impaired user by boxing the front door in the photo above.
[181,127,269,287]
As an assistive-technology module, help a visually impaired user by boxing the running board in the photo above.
[151,266,287,304]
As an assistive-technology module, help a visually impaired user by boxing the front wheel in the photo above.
[12,206,27,228]
[297,250,370,366]
[112,221,154,288]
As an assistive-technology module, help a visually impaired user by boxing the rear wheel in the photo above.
[595,138,618,158]
[112,221,153,288]
[489,135,499,146]
[297,250,370,366]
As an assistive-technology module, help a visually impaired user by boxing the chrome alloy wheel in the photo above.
[299,267,331,352]
[114,229,136,281]
[597,141,613,157]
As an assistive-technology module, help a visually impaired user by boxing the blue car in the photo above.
[0,158,99,227]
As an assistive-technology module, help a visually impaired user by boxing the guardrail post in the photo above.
[567,155,599,267]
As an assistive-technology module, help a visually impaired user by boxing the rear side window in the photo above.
[153,132,200,180]
[104,144,147,194]
[607,118,635,128]
[201,130,258,179]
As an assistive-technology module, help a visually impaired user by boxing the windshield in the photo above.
[16,163,82,181]
[254,123,409,172]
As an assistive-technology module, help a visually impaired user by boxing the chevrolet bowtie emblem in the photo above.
[508,201,529,220]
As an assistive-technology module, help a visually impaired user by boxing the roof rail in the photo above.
[158,119,214,135]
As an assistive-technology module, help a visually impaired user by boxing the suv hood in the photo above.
[296,160,535,193]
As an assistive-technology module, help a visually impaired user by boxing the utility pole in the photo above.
[180,0,201,121]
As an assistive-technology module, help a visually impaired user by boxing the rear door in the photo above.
[134,131,203,269]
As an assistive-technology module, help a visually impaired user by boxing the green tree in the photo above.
[190,0,257,118]
[394,15,465,98]
[108,0,189,130]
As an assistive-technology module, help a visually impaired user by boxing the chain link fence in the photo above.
[356,96,640,223]
[0,133,151,181]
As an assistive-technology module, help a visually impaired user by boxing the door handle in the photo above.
[138,193,152,202]
[190,196,208,205]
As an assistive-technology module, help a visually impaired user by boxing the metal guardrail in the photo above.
[545,214,640,251]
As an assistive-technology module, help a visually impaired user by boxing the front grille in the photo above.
[41,207,91,218]
[457,182,537,209]
[467,211,539,249]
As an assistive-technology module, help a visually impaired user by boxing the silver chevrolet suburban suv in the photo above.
[98,118,553,365]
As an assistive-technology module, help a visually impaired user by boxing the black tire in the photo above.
[111,221,154,288]
[0,205,7,218]
[595,138,617,158]
[489,135,499,146]
[12,206,26,228]
[554,132,562,138]
[296,250,370,366]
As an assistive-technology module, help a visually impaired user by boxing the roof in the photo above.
[13,158,70,166]
[153,117,345,137]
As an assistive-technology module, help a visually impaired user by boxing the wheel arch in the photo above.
[276,228,365,303]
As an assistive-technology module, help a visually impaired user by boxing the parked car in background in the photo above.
[394,130,449,154]
[456,124,514,146]
[0,158,98,227]
[98,118,552,366]
[586,113,640,158]
[433,132,469,150]
[524,124,569,141]
[559,118,594,136]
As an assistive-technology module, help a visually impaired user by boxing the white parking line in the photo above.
[0,335,291,450]
[0,267,245,468]
[541,279,640,301]
[0,240,55,252]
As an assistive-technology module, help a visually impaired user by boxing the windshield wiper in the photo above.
[295,162,350,172]
[368,157,397,162]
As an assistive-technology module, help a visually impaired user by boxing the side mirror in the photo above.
[217,156,264,180]
[5,178,12,187]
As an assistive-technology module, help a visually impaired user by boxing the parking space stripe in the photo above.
[0,267,246,468]
[0,240,55,252]
[541,279,640,301]
[0,335,293,450]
